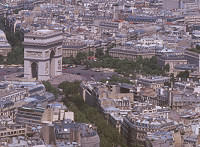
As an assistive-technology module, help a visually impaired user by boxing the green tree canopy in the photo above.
[95,48,104,58]
[58,81,130,147]
[0,16,24,64]
[177,71,189,81]
[74,52,88,64]
[42,81,59,98]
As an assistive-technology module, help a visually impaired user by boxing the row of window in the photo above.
[2,92,26,102]
[0,129,25,137]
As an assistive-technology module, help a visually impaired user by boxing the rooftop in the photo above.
[54,121,98,138]
[138,76,170,83]
[24,29,63,38]
[35,29,54,35]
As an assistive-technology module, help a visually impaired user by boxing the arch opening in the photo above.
[31,62,38,79]
[50,50,55,78]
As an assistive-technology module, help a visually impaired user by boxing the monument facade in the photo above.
[24,29,63,80]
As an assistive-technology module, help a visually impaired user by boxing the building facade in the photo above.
[0,124,31,138]
[185,49,200,72]
[62,39,89,57]
[109,46,156,60]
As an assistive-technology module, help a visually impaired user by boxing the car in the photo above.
[106,77,111,80]
[16,74,24,78]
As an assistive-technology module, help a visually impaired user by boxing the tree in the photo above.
[74,52,87,64]
[42,81,59,98]
[95,48,104,58]
[0,16,24,65]
[58,81,129,147]
[170,73,175,83]
[196,45,200,50]
[0,55,5,64]
[88,51,94,56]
[177,71,189,81]
[164,64,170,72]
[7,46,24,64]
[87,55,166,76]
[62,56,74,64]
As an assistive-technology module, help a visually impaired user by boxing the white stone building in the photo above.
[0,30,11,57]
[24,29,63,81]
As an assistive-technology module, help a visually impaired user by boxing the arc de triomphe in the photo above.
[24,29,63,81]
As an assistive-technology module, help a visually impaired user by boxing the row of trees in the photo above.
[188,45,200,53]
[177,70,190,80]
[58,81,132,147]
[0,17,24,64]
[88,55,169,76]
[63,48,169,77]
[42,81,60,98]
[62,48,104,65]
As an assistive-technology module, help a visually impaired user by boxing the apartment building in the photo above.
[137,76,170,89]
[109,46,156,60]
[121,109,177,146]
[0,124,32,138]
[41,120,100,147]
[15,106,45,126]
[62,39,88,57]
[81,81,134,107]
[185,49,200,72]
[158,54,187,74]
[185,16,200,25]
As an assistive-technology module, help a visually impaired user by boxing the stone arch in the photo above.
[50,50,55,77]
[31,62,38,79]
